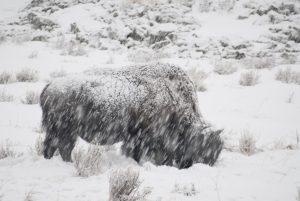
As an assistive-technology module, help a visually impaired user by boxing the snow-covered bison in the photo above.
[40,63,223,168]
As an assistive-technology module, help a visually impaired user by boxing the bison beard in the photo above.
[40,63,223,169]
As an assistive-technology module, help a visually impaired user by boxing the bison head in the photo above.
[176,124,223,169]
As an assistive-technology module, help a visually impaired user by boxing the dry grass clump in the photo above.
[16,68,39,82]
[239,131,257,155]
[0,90,14,102]
[173,183,198,196]
[127,48,169,63]
[61,40,87,56]
[49,69,67,79]
[272,134,299,150]
[72,145,104,177]
[239,71,260,86]
[198,0,236,12]
[0,71,14,84]
[109,168,150,201]
[187,68,208,92]
[275,68,300,85]
[34,135,44,156]
[243,57,275,69]
[22,91,40,104]
[0,140,17,159]
[252,57,274,69]
[214,60,237,75]
[24,190,35,201]
[281,53,297,64]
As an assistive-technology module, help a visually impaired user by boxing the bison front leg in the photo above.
[43,131,59,160]
[58,134,77,162]
[121,137,143,163]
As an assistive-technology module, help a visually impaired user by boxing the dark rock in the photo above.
[27,13,58,31]
[113,12,118,17]
[127,29,144,41]
[233,44,247,50]
[70,22,80,34]
[76,34,89,44]
[32,35,48,41]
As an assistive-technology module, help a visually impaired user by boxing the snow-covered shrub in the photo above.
[109,168,150,201]
[121,0,159,6]
[239,71,260,86]
[49,69,67,79]
[0,71,14,84]
[281,53,297,64]
[214,60,237,75]
[72,145,104,177]
[0,141,16,159]
[187,68,208,92]
[54,33,66,49]
[272,134,299,150]
[34,135,44,156]
[12,33,32,44]
[272,140,298,150]
[275,68,300,85]
[62,40,87,56]
[239,131,256,155]
[244,57,274,69]
[173,183,198,196]
[16,68,39,82]
[127,48,169,63]
[22,91,40,104]
[197,0,235,12]
[0,90,14,102]
[253,57,274,69]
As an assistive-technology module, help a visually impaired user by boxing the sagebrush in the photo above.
[0,71,14,84]
[22,91,40,104]
[239,71,260,86]
[275,68,300,85]
[16,68,39,82]
[72,145,104,177]
[173,183,198,196]
[0,90,14,102]
[187,68,208,92]
[109,168,150,201]
[239,131,256,155]
[0,141,17,159]
[214,60,237,75]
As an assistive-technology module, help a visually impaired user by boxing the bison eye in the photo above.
[169,75,174,80]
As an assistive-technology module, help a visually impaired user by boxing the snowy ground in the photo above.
[0,0,300,200]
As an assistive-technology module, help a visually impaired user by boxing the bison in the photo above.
[40,63,223,169]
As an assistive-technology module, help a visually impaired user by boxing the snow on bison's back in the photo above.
[40,63,223,169]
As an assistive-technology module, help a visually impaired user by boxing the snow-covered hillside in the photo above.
[0,0,300,200]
